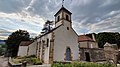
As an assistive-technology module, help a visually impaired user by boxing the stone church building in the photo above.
[36,6,80,64]
[18,6,79,64]
[18,6,119,64]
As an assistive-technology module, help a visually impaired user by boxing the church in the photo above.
[18,5,120,64]
[18,6,79,64]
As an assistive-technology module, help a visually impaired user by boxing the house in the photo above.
[79,35,119,63]
[18,6,79,64]
[78,35,98,48]
[104,42,118,64]
[78,35,106,62]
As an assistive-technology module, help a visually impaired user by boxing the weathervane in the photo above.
[62,0,64,7]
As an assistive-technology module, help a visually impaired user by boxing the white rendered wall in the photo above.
[55,20,63,27]
[18,46,28,57]
[40,33,52,64]
[28,41,37,55]
[53,25,79,61]
[79,42,88,48]
[79,41,98,48]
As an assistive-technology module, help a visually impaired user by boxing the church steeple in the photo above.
[54,6,72,27]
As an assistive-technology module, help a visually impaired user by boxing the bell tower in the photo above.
[54,6,72,27]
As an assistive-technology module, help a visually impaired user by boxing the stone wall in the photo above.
[104,43,118,64]
[79,48,106,62]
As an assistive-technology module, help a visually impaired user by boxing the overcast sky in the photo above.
[0,0,120,40]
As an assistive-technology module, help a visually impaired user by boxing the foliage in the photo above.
[0,44,7,56]
[97,32,120,48]
[42,20,54,33]
[33,58,42,65]
[23,55,36,58]
[0,47,4,55]
[12,58,23,64]
[86,32,120,48]
[12,55,42,65]
[51,62,115,67]
[6,29,30,57]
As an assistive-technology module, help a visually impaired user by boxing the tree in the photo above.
[86,32,120,48]
[6,29,30,57]
[97,32,120,48]
[0,47,4,56]
[42,20,54,33]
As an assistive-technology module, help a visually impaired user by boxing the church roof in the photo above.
[54,6,72,16]
[37,24,63,39]
[78,35,95,42]
[19,41,32,46]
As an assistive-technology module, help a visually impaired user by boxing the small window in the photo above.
[47,38,49,47]
[67,27,69,30]
[66,15,69,21]
[57,16,60,22]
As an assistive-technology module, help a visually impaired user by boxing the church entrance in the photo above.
[85,52,90,62]
[66,47,71,61]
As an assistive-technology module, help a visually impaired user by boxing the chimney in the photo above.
[92,33,96,41]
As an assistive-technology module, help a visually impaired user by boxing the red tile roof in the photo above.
[19,41,32,46]
[78,35,94,42]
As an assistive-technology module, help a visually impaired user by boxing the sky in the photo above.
[0,0,120,40]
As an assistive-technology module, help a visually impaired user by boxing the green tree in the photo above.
[6,29,30,57]
[42,20,54,33]
[97,32,120,48]
[86,32,120,48]
[0,47,4,55]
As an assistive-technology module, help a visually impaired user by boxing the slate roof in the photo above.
[38,24,63,38]
[54,6,72,16]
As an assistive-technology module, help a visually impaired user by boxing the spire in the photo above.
[62,0,64,7]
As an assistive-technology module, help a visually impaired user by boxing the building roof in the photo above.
[19,41,32,46]
[104,42,112,47]
[35,24,63,40]
[78,35,95,42]
[54,6,72,16]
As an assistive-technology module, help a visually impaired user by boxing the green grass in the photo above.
[51,62,116,67]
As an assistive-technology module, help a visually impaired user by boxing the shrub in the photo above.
[23,56,42,65]
[23,55,36,58]
[13,55,42,65]
[33,58,42,65]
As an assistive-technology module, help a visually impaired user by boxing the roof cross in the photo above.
[62,0,64,7]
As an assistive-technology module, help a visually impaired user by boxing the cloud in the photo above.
[0,0,120,39]
[0,12,45,38]
[99,0,119,7]
[88,13,120,33]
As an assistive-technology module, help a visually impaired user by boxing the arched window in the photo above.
[66,47,72,61]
